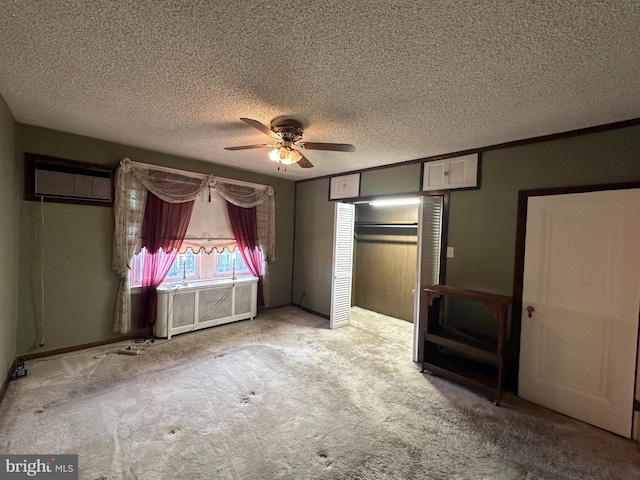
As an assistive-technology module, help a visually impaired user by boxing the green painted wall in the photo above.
[446,125,640,295]
[292,179,334,314]
[16,124,295,355]
[0,95,18,377]
[293,124,640,324]
[360,163,421,197]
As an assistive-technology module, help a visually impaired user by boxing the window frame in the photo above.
[129,247,255,291]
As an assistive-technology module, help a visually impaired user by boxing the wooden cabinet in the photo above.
[422,153,478,191]
[420,285,511,404]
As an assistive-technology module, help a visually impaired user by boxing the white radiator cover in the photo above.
[154,277,258,339]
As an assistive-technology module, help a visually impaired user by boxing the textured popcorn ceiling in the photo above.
[0,1,638,180]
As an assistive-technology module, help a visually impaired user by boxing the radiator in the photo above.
[154,277,258,339]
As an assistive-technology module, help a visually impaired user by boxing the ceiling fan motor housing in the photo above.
[270,117,304,142]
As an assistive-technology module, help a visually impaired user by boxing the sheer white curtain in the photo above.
[112,158,275,334]
[112,164,147,334]
[213,180,276,261]
[213,180,276,307]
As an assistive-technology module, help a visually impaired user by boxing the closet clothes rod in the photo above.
[354,222,418,236]
[355,222,418,228]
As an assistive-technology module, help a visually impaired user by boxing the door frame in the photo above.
[414,192,450,362]
[337,191,449,360]
[511,181,640,392]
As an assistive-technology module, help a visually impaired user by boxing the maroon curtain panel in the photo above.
[226,202,265,307]
[140,193,194,328]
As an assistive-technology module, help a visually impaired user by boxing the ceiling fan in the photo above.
[224,117,356,169]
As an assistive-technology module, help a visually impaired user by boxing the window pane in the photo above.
[215,248,250,275]
[166,250,197,278]
[130,246,258,287]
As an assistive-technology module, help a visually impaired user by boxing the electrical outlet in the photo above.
[446,247,455,258]
[13,357,27,379]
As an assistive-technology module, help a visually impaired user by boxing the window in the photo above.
[130,247,255,287]
[214,249,248,275]
[166,251,198,281]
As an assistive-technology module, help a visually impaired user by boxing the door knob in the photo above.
[526,305,535,318]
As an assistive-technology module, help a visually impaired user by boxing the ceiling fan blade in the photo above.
[300,142,356,152]
[296,154,314,169]
[240,118,280,139]
[224,144,273,151]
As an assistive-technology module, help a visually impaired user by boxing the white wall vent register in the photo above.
[154,277,258,339]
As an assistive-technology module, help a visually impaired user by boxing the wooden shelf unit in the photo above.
[420,285,512,404]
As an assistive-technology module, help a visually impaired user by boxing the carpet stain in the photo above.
[240,391,256,404]
[164,427,181,439]
[318,451,332,467]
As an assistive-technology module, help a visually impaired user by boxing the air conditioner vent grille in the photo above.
[25,153,115,206]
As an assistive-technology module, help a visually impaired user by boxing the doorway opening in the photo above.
[330,195,445,361]
[352,198,419,325]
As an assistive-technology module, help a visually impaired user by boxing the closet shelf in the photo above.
[355,222,417,236]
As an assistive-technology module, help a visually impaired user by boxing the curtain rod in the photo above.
[120,158,272,191]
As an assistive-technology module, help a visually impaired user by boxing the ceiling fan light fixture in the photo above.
[268,146,303,165]
[268,148,281,162]
[288,149,303,164]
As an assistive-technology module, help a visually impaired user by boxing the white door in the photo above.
[413,196,443,361]
[519,189,640,437]
[330,202,355,329]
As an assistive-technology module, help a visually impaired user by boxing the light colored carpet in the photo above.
[1,306,639,479]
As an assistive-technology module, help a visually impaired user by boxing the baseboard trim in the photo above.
[0,358,18,406]
[2,306,329,405]
[258,303,293,312]
[21,332,151,361]
[291,303,330,320]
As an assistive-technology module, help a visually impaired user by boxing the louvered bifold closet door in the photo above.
[413,196,443,361]
[330,202,356,329]
[418,196,443,288]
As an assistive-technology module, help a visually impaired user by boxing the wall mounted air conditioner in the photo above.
[154,277,258,339]
[25,153,115,206]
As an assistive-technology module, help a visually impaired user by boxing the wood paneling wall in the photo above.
[353,204,418,322]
